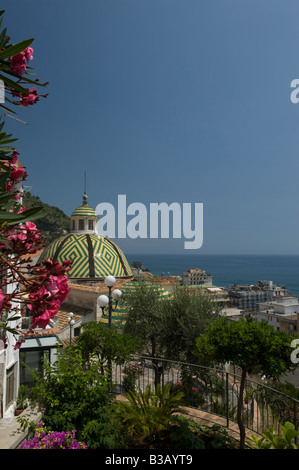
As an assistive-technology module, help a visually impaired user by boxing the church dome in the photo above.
[38,193,132,280]
[39,233,132,279]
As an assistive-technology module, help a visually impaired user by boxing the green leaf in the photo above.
[0,146,16,153]
[6,314,21,322]
[0,192,12,203]
[0,73,31,94]
[0,28,7,49]
[0,210,25,221]
[0,154,14,161]
[0,38,34,60]
[9,209,46,225]
[0,236,10,248]
[0,103,16,114]
[0,206,45,225]
[4,69,46,88]
[0,171,9,188]
[0,11,5,31]
[0,136,17,145]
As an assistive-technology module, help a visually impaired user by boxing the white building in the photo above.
[256,296,299,333]
[182,268,213,286]
[0,291,22,418]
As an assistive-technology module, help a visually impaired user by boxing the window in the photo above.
[72,220,75,231]
[6,364,16,408]
[88,220,94,230]
[74,327,81,337]
[79,219,84,230]
[20,350,50,388]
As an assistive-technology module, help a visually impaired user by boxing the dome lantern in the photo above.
[70,193,98,234]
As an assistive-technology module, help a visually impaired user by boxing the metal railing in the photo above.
[112,355,299,439]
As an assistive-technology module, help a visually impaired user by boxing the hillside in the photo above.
[22,191,70,245]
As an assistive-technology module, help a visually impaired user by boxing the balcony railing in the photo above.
[113,355,299,441]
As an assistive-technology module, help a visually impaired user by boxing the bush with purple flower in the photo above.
[21,422,88,449]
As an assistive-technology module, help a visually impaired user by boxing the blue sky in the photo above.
[2,0,299,255]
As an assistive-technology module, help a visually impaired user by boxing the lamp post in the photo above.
[97,276,122,384]
[68,312,75,344]
[97,275,122,328]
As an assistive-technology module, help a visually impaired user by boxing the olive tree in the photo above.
[161,286,220,363]
[123,280,219,386]
[123,279,166,386]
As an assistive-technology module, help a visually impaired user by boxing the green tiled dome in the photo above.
[39,233,132,279]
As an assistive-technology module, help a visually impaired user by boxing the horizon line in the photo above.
[125,253,299,256]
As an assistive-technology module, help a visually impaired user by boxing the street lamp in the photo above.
[97,276,122,328]
[97,276,122,385]
[68,312,75,344]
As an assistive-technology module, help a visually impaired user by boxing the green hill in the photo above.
[22,191,70,245]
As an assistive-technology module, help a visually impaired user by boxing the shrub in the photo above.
[21,422,87,449]
[247,421,298,449]
[116,383,185,447]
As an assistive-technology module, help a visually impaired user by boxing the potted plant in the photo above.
[15,384,30,416]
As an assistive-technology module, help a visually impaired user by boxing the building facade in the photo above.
[182,268,213,286]
[228,280,287,312]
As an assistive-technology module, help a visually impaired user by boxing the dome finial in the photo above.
[83,170,87,205]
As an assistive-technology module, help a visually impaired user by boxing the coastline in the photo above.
[126,254,299,296]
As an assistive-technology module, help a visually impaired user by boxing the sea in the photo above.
[126,254,299,297]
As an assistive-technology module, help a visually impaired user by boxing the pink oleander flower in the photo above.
[20,88,39,107]
[24,46,33,61]
[9,221,38,241]
[10,166,25,181]
[45,274,70,302]
[9,58,26,76]
[9,230,27,243]
[18,206,29,214]
[0,290,11,314]
[20,221,38,233]
[27,269,70,329]
[10,151,19,165]
[6,181,14,193]
[29,298,61,329]
[9,46,33,76]
[13,338,25,350]
[0,291,6,311]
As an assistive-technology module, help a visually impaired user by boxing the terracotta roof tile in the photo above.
[55,303,92,331]
[19,328,60,339]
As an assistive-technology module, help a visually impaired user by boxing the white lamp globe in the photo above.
[105,275,116,287]
[97,294,109,308]
[112,289,122,301]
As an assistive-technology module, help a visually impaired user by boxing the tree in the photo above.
[123,280,219,385]
[194,317,297,449]
[75,321,137,376]
[123,279,169,386]
[161,286,220,363]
